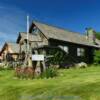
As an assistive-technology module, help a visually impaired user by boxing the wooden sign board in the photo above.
[32,55,44,61]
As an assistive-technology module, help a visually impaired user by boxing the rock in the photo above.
[76,62,87,68]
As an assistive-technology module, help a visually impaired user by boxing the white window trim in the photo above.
[77,48,84,57]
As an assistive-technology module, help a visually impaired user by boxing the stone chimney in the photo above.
[86,28,96,43]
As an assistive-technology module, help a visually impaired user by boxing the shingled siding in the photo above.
[84,47,94,64]
[49,39,94,64]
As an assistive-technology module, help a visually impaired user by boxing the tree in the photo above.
[94,50,100,64]
[94,32,100,64]
[95,32,100,40]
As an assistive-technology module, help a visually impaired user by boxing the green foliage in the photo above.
[15,66,57,79]
[94,50,100,65]
[47,48,67,65]
[95,32,100,40]
[0,65,13,71]
[41,67,58,78]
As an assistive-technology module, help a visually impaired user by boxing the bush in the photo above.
[15,67,34,79]
[94,50,100,65]
[41,67,58,78]
[15,66,58,79]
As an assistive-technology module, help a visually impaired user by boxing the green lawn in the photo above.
[0,66,100,100]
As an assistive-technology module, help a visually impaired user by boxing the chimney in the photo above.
[86,28,96,43]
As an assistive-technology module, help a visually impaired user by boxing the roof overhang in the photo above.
[49,38,100,49]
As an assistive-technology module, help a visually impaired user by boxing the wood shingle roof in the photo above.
[17,32,42,43]
[1,42,19,54]
[33,21,100,48]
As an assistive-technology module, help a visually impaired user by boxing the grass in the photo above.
[0,66,100,100]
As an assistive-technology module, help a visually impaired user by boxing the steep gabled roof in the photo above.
[17,32,42,43]
[0,42,19,54]
[33,21,100,48]
[7,42,19,53]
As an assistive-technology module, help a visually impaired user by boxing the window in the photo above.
[32,27,39,34]
[59,45,69,54]
[77,48,85,57]
[64,46,69,53]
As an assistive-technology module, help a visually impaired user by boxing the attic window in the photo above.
[32,26,39,34]
[77,48,84,57]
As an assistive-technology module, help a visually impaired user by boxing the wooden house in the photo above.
[0,42,20,62]
[16,21,100,67]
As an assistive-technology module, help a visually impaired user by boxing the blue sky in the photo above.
[0,0,100,48]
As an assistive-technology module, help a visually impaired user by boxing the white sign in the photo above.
[32,55,44,61]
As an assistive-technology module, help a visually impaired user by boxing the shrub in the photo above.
[94,50,100,65]
[41,67,58,78]
[15,67,34,79]
[15,66,58,79]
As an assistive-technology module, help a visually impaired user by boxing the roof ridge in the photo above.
[33,20,81,34]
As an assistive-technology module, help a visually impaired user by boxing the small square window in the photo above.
[77,48,84,57]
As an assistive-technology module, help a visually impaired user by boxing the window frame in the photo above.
[58,45,69,54]
[77,48,85,57]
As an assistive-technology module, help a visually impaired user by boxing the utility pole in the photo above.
[23,15,30,67]
[26,15,32,67]
[27,15,29,53]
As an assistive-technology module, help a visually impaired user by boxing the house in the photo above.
[0,42,20,62]
[16,32,43,60]
[0,54,3,62]
[16,21,100,67]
